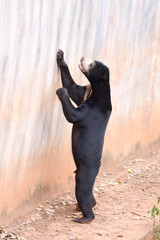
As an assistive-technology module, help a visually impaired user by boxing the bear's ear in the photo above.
[101,71,108,80]
[101,68,109,80]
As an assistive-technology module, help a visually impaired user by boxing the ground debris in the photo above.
[103,172,113,177]
[128,158,144,163]
[69,237,82,240]
[35,202,56,219]
[127,168,132,174]
[2,150,160,240]
[106,180,118,185]
[96,232,103,236]
[30,217,35,222]
[0,228,21,239]
[117,234,123,238]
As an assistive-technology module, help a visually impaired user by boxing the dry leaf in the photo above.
[36,208,42,211]
[94,188,99,192]
[117,234,123,237]
[127,169,132,174]
[99,183,106,187]
[46,209,55,213]
[96,232,103,236]
[30,217,35,222]
[38,204,45,209]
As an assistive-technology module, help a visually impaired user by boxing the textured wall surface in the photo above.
[0,0,160,221]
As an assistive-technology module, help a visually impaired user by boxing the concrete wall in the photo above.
[0,0,160,222]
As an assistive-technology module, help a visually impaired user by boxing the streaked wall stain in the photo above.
[0,0,160,221]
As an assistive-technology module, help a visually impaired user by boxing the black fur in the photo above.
[56,50,112,224]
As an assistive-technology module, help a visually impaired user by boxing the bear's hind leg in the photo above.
[91,193,96,207]
[74,169,97,224]
[75,193,96,212]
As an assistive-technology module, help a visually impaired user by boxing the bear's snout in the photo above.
[79,57,94,73]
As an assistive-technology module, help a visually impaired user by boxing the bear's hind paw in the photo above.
[73,216,95,224]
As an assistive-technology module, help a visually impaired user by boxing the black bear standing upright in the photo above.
[56,49,112,224]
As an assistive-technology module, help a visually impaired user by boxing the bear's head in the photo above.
[78,57,109,86]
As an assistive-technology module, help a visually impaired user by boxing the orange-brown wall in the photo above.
[0,0,160,223]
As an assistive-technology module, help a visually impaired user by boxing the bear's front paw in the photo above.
[56,87,69,100]
[57,49,65,67]
[57,49,63,59]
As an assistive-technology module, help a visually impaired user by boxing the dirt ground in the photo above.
[1,149,160,240]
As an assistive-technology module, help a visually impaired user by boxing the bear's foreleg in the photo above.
[56,88,88,123]
[57,49,86,106]
[57,49,74,88]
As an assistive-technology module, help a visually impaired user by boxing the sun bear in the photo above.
[56,49,112,224]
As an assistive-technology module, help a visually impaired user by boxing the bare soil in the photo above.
[1,149,160,240]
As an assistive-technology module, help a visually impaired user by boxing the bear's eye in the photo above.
[90,63,94,68]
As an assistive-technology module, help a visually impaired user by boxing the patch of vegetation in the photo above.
[148,197,160,240]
